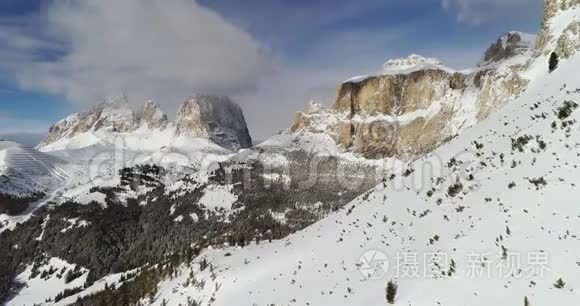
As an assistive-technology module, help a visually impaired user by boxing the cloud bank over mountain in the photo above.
[3,0,275,110]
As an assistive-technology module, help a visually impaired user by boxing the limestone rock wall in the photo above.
[536,0,580,57]
[291,44,530,160]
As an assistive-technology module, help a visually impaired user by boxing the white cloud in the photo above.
[442,0,543,25]
[2,0,275,109]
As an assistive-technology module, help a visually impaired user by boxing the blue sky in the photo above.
[0,0,544,143]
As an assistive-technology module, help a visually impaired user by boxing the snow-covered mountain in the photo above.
[479,31,536,67]
[0,140,67,197]
[1,0,579,305]
[38,94,252,152]
[150,54,580,304]
[290,31,535,160]
[175,95,252,150]
[0,95,254,232]
[127,3,580,305]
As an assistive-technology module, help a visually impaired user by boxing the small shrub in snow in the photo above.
[556,100,578,120]
[511,135,533,152]
[447,179,463,197]
[528,177,547,190]
[447,259,456,277]
[554,278,566,289]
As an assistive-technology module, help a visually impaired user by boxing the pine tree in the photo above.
[554,277,566,289]
[447,259,456,276]
[524,296,530,306]
[549,52,559,72]
[386,280,398,304]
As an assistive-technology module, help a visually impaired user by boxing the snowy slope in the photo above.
[10,257,90,306]
[0,135,233,234]
[133,35,580,306]
[0,141,68,196]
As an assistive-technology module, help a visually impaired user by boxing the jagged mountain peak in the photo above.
[39,94,252,152]
[91,96,137,131]
[139,100,168,129]
[175,97,209,139]
[176,94,252,150]
[479,31,535,67]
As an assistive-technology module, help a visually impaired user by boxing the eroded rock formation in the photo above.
[39,95,252,151]
[291,33,535,159]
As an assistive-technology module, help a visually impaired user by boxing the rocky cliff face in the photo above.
[39,95,252,151]
[291,38,533,159]
[176,95,252,150]
[291,4,580,161]
[536,0,580,57]
[140,101,168,129]
[480,32,536,65]
[40,96,139,147]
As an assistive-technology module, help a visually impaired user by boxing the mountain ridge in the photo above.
[38,94,252,152]
[290,30,534,160]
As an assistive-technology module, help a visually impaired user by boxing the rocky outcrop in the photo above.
[536,0,580,57]
[554,21,580,58]
[480,32,535,65]
[292,14,580,160]
[139,101,168,129]
[39,95,252,151]
[176,95,252,150]
[40,96,140,147]
[291,45,532,159]
[175,98,208,138]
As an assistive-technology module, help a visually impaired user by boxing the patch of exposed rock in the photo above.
[140,101,168,129]
[39,95,252,151]
[480,32,535,66]
[176,95,252,150]
[39,96,140,147]
[536,0,580,57]
[291,42,532,159]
